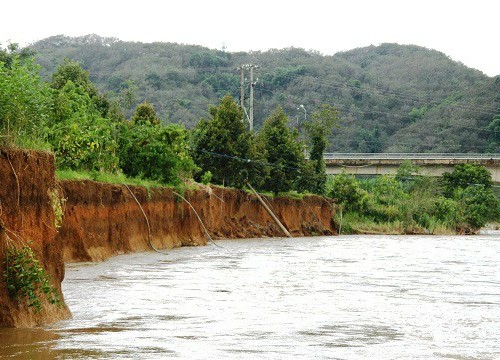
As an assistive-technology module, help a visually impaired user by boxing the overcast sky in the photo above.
[2,0,499,76]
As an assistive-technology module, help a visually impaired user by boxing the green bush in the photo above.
[442,164,493,197]
[454,186,500,230]
[0,56,51,147]
[328,162,499,233]
[3,245,61,313]
[326,172,368,212]
[434,196,461,227]
[118,121,196,185]
[200,171,213,185]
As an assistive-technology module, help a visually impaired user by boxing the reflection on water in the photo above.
[0,328,59,360]
[1,233,499,359]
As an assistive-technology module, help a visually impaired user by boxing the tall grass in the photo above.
[56,169,165,190]
[335,211,456,235]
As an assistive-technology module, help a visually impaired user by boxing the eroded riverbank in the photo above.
[57,180,335,263]
[0,149,335,327]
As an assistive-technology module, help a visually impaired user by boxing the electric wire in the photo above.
[212,84,497,137]
[194,148,306,172]
[253,67,498,115]
[201,85,496,152]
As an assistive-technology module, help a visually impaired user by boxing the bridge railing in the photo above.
[323,153,500,160]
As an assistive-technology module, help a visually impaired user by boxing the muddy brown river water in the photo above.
[1,233,499,359]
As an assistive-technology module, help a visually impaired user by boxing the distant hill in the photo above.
[30,34,500,153]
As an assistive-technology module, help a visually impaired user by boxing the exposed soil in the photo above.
[58,182,336,263]
[0,149,71,327]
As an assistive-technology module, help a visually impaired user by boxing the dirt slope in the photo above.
[58,182,335,263]
[0,149,71,327]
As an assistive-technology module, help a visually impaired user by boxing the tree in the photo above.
[0,42,35,69]
[191,95,267,188]
[441,164,499,231]
[0,53,51,147]
[51,59,111,117]
[118,121,196,184]
[109,97,198,184]
[327,172,367,212]
[455,186,500,230]
[303,104,340,194]
[131,102,160,125]
[46,60,129,172]
[257,107,306,194]
[49,80,119,172]
[442,164,493,198]
[486,113,500,152]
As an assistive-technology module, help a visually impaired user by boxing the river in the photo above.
[1,233,499,359]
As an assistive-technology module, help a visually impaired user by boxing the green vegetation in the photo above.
[48,189,66,229]
[257,107,305,194]
[328,164,500,234]
[191,95,268,188]
[1,39,499,236]
[1,45,195,187]
[3,245,61,313]
[55,169,165,189]
[29,35,500,153]
[118,104,197,185]
[486,112,500,152]
[0,45,51,149]
[303,104,340,194]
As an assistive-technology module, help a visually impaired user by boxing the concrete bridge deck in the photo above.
[324,153,500,181]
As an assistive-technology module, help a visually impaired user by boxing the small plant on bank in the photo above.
[3,245,61,313]
[48,188,66,229]
[200,171,213,185]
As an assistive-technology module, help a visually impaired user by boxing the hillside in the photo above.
[30,35,500,152]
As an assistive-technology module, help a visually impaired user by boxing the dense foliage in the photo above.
[118,105,196,184]
[0,47,194,185]
[30,35,500,153]
[191,95,267,188]
[0,47,51,148]
[328,164,500,234]
[257,107,306,194]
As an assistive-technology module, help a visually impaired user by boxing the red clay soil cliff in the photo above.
[0,149,71,327]
[58,182,336,263]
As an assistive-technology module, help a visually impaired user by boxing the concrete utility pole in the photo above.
[240,66,245,111]
[238,64,258,131]
[249,65,254,131]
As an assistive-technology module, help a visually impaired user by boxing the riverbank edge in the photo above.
[0,148,336,327]
[0,149,71,327]
[57,180,336,264]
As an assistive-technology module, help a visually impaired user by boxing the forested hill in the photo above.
[30,34,500,153]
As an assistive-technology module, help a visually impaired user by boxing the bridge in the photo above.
[324,153,500,182]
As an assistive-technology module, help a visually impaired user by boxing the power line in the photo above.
[252,85,498,135]
[194,148,304,172]
[156,63,497,116]
[265,67,498,114]
[254,69,497,115]
[208,85,497,150]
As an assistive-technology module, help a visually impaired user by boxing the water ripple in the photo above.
[2,233,499,359]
